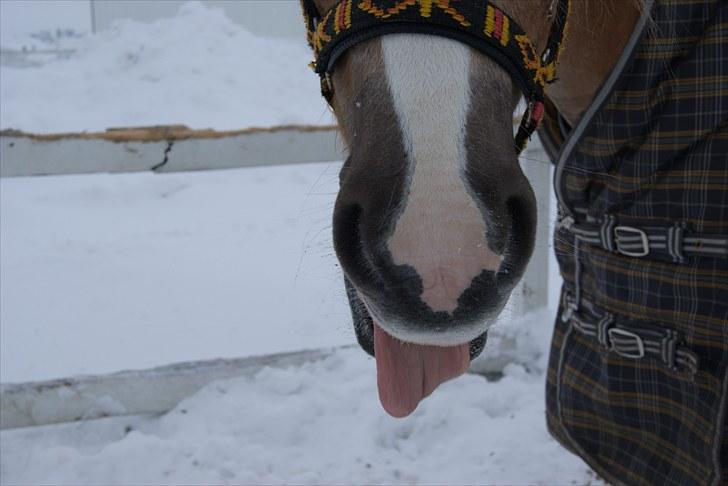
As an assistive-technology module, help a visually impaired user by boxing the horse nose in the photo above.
[382,180,509,313]
[333,197,505,316]
[418,265,488,313]
[332,160,536,324]
[386,241,504,314]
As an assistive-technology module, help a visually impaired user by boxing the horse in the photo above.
[301,0,637,414]
[300,1,728,483]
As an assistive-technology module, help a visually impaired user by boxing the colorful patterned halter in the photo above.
[300,0,570,154]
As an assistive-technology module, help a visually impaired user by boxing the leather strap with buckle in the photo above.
[563,292,699,377]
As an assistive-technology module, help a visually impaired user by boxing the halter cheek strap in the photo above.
[300,0,570,154]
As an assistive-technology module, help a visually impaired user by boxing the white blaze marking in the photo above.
[382,35,503,316]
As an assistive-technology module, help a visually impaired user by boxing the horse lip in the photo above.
[356,288,491,348]
[347,277,490,361]
[357,292,383,326]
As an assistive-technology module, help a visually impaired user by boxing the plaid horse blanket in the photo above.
[539,0,728,484]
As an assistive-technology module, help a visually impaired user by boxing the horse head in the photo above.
[303,0,559,417]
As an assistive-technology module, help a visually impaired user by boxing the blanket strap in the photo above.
[564,218,728,261]
[561,292,700,378]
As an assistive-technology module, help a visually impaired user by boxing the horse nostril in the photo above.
[498,193,537,284]
[508,194,537,249]
[333,203,364,273]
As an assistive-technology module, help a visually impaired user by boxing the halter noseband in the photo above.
[300,0,570,154]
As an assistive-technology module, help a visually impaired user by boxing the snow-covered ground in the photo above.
[2,344,599,485]
[0,162,350,383]
[0,2,333,133]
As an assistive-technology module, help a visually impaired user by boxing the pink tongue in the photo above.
[373,322,470,418]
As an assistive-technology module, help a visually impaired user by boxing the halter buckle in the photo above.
[541,48,552,63]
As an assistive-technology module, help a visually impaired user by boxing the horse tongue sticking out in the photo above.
[373,322,470,418]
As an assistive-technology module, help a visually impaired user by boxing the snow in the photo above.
[0,162,351,383]
[1,324,597,485]
[0,2,333,133]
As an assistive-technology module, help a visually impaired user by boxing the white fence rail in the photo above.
[0,125,343,177]
[1,347,348,430]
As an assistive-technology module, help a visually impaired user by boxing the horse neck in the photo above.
[545,0,642,125]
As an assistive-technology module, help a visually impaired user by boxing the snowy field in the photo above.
[0,2,333,133]
[0,2,596,484]
[2,345,599,485]
[1,162,350,383]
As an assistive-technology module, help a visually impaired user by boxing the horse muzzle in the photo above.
[333,164,537,356]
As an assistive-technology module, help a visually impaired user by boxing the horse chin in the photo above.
[344,277,487,360]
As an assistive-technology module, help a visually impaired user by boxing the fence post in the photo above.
[514,140,551,315]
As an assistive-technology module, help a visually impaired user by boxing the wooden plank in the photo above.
[158,126,344,173]
[0,135,166,177]
[0,346,353,430]
[0,125,343,177]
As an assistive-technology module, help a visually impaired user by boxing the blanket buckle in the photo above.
[615,226,649,257]
[608,328,645,359]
